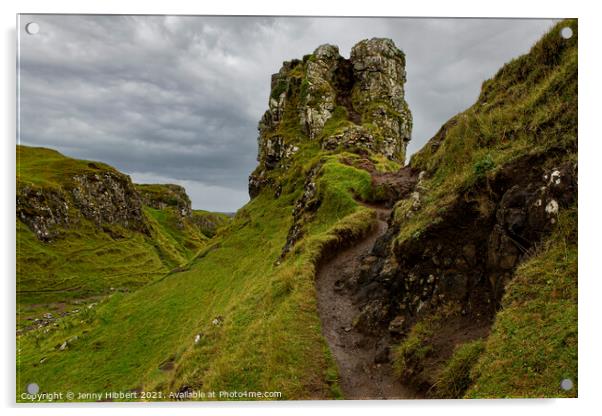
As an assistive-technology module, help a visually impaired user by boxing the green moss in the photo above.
[473,153,495,178]
[370,154,402,173]
[270,78,288,100]
[309,158,373,234]
[319,106,354,140]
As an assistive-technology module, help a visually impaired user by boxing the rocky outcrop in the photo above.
[354,157,577,334]
[18,169,148,241]
[278,161,323,260]
[350,38,412,159]
[191,211,229,238]
[348,156,577,394]
[136,184,192,218]
[299,44,340,139]
[17,185,71,241]
[249,38,412,199]
[70,172,148,232]
[486,162,576,299]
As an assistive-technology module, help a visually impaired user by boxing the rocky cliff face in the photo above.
[249,38,412,199]
[17,167,148,241]
[354,158,576,331]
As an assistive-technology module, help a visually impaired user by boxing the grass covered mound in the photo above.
[401,19,577,247]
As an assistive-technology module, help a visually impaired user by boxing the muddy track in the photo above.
[316,204,419,399]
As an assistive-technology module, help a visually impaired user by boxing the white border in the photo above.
[3,1,600,415]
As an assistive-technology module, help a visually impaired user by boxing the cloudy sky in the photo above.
[18,15,557,211]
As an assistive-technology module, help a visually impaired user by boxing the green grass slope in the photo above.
[16,146,209,330]
[466,206,577,398]
[403,19,577,246]
[17,152,377,400]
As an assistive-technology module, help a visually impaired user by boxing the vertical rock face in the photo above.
[17,170,149,241]
[351,39,412,160]
[249,38,412,198]
[299,44,340,140]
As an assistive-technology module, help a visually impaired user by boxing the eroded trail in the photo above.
[316,205,418,399]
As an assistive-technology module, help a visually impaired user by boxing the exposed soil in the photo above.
[316,204,420,399]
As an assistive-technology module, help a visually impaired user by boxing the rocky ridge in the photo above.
[17,148,212,242]
[137,184,193,218]
[17,165,149,241]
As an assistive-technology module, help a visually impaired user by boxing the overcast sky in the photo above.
[18,15,557,211]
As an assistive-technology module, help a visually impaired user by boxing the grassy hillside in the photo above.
[16,146,210,331]
[16,39,395,401]
[17,152,378,400]
[391,19,577,398]
[404,19,577,246]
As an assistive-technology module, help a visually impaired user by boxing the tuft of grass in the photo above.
[431,340,485,398]
[473,154,495,178]
[393,303,461,385]
[319,106,355,140]
[393,326,434,379]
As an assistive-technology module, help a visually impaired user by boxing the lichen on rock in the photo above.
[350,38,412,160]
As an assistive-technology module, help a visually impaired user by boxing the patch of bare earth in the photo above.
[316,204,420,399]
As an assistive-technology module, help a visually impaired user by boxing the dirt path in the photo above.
[316,205,419,399]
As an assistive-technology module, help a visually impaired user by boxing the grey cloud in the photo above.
[18,15,558,211]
